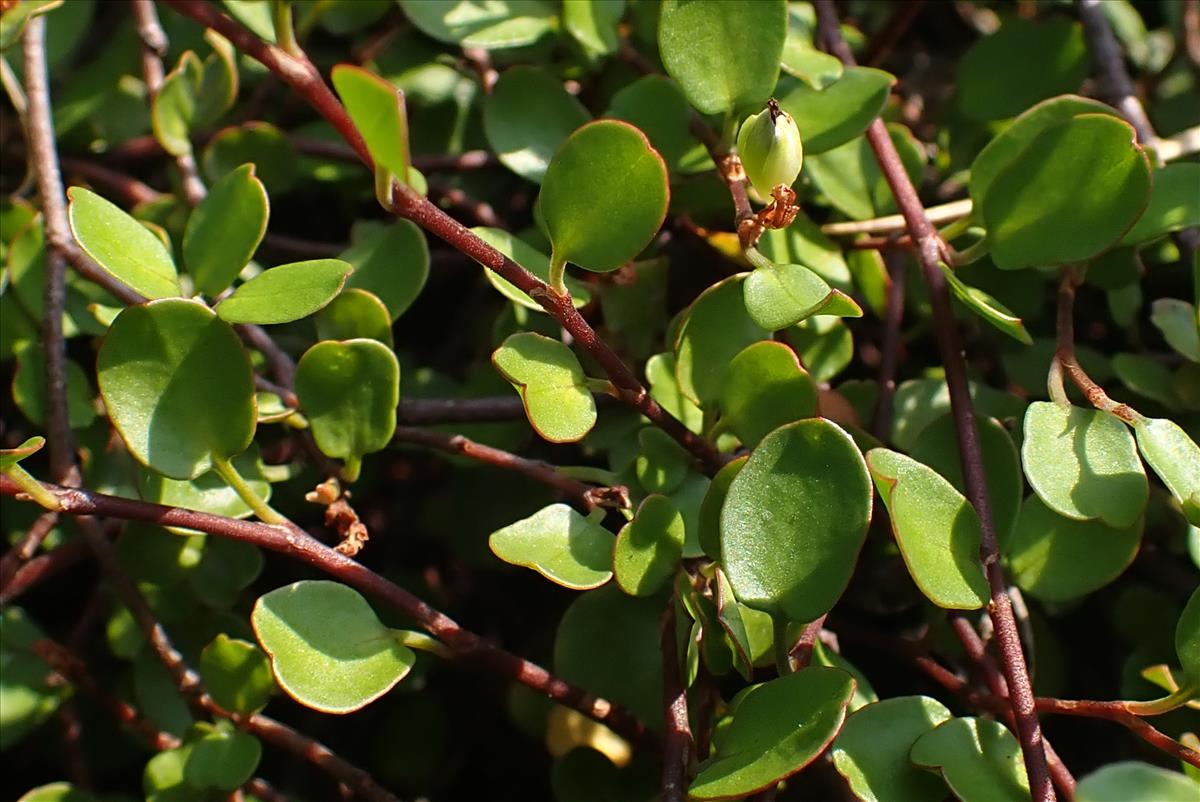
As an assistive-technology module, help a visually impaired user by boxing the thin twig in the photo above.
[814,4,1054,800]
[821,199,974,237]
[1076,0,1156,146]
[0,511,58,588]
[397,396,530,424]
[660,601,692,802]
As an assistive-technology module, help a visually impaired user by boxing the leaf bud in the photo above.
[736,99,804,199]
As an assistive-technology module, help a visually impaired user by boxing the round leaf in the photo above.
[540,120,668,273]
[341,220,430,321]
[689,667,856,799]
[489,503,614,590]
[605,75,694,169]
[777,67,894,155]
[982,114,1152,270]
[1008,495,1142,603]
[658,0,786,116]
[295,339,399,481]
[697,456,746,559]
[472,226,590,310]
[97,299,255,480]
[1135,417,1200,525]
[182,163,268,297]
[184,721,262,791]
[719,341,817,449]
[674,274,769,405]
[12,343,96,430]
[199,634,274,715]
[1076,762,1200,802]
[216,259,352,324]
[492,332,596,443]
[331,64,410,180]
[202,122,298,194]
[1022,402,1147,529]
[831,696,953,802]
[398,0,555,49]
[315,288,393,346]
[252,580,415,714]
[744,260,861,332]
[868,448,990,610]
[1120,163,1200,246]
[614,495,685,597]
[635,427,689,495]
[67,187,180,300]
[484,67,590,184]
[721,419,872,621]
[910,717,1030,802]
[1149,299,1200,363]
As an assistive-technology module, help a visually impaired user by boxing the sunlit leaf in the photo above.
[492,332,596,443]
[68,187,180,300]
[910,717,1030,802]
[614,495,685,597]
[719,341,817,449]
[216,259,351,324]
[399,0,556,49]
[832,696,953,802]
[489,503,614,590]
[777,67,893,154]
[182,164,268,297]
[484,66,589,184]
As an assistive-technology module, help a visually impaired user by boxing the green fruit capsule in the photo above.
[736,99,804,199]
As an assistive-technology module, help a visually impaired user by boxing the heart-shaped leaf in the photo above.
[182,163,268,297]
[614,495,685,597]
[68,187,180,300]
[831,696,953,802]
[868,449,990,610]
[1134,417,1200,525]
[658,0,786,116]
[1022,402,1147,529]
[1008,496,1143,602]
[341,220,430,321]
[331,64,410,180]
[398,0,555,49]
[940,264,1032,344]
[675,275,769,405]
[1076,762,1200,802]
[719,341,817,449]
[183,720,261,791]
[294,339,399,482]
[315,288,393,346]
[484,67,590,184]
[689,667,855,799]
[777,67,894,154]
[216,259,351,324]
[1177,588,1200,682]
[252,580,415,714]
[97,299,255,480]
[199,634,274,715]
[489,503,614,590]
[1121,163,1200,246]
[981,114,1152,270]
[957,17,1088,121]
[635,427,690,494]
[540,120,668,280]
[492,332,596,443]
[471,227,590,310]
[744,259,862,332]
[910,718,1030,802]
[721,419,872,621]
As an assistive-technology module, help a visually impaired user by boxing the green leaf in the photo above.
[675,275,769,405]
[647,352,704,435]
[15,783,100,802]
[562,0,623,57]
[940,264,1032,344]
[97,299,255,480]
[294,339,399,482]
[331,64,410,180]
[1021,402,1148,529]
[744,260,862,332]
[398,0,555,49]
[0,436,45,470]
[957,17,1088,121]
[787,315,853,384]
[472,227,590,310]
[492,332,596,443]
[199,634,274,715]
[721,419,872,621]
[489,503,614,590]
[910,717,1030,802]
[698,456,746,559]
[689,667,855,799]
[868,449,990,610]
[1177,588,1200,682]
[341,220,429,321]
[780,38,843,90]
[719,341,817,449]
[137,447,270,530]
[1136,418,1200,526]
[1113,352,1178,409]
[804,124,926,220]
[635,427,689,495]
[216,259,351,324]
[1150,299,1200,363]
[12,343,95,430]
[484,66,590,184]
[1008,495,1143,603]
[152,51,203,157]
[202,121,298,195]
[0,1,63,52]
[614,495,685,597]
[315,288,394,346]
[757,212,853,292]
[188,537,262,610]
[831,696,953,802]
[982,114,1152,270]
[252,581,415,714]
[605,75,694,170]
[183,720,261,791]
[183,163,268,297]
[970,95,1115,216]
[1076,762,1200,802]
[777,67,894,154]
[540,120,669,275]
[1,607,71,750]
[67,187,180,299]
[1121,163,1200,246]
[658,0,786,116]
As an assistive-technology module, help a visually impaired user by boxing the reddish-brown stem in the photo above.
[660,601,692,802]
[0,535,93,604]
[787,615,827,671]
[393,425,629,512]
[162,0,722,475]
[22,15,73,483]
[397,396,530,424]
[1055,270,1140,423]
[814,4,1054,799]
[0,474,651,746]
[0,511,58,588]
